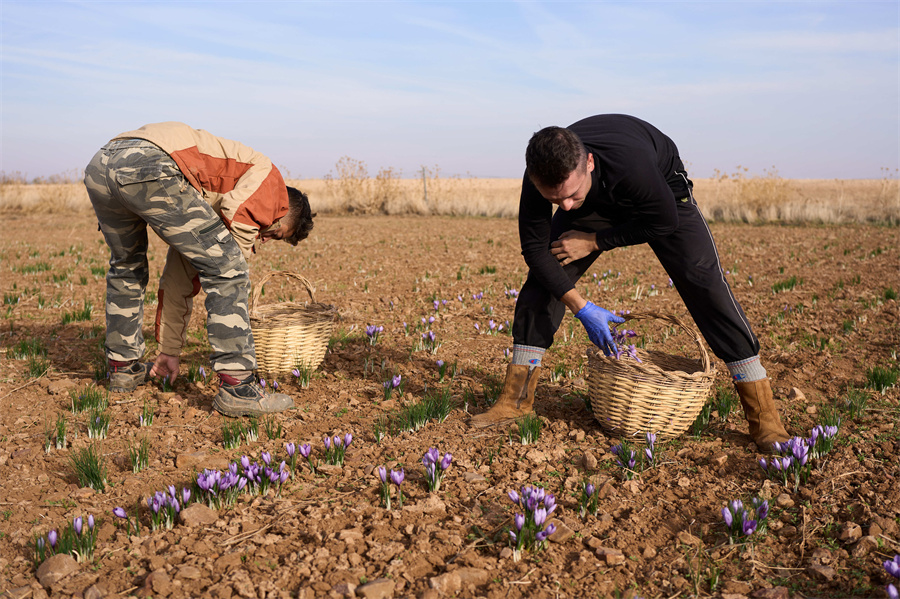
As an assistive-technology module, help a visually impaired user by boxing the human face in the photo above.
[533,153,594,211]
[259,219,294,244]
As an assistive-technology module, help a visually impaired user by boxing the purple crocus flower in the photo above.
[885,556,900,579]
[299,444,311,459]
[292,368,300,378]
[585,483,595,497]
[508,490,520,505]
[440,453,452,470]
[756,500,769,521]
[199,366,207,379]
[241,455,251,470]
[260,379,266,388]
[279,469,289,484]
[544,494,556,514]
[730,499,744,514]
[722,507,733,527]
[887,584,898,599]
[378,466,387,483]
[742,518,758,536]
[261,451,272,466]
[182,487,191,504]
[533,507,547,527]
[390,468,405,487]
[87,514,95,530]
[391,375,402,388]
[514,513,525,531]
[48,530,58,547]
[285,442,296,457]
[344,433,353,448]
[759,458,768,471]
[74,516,83,535]
[323,436,332,450]
[436,360,444,368]
[113,507,127,519]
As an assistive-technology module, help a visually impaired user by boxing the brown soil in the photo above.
[1,213,898,599]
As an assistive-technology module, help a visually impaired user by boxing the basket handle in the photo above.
[250,271,316,316]
[619,310,712,374]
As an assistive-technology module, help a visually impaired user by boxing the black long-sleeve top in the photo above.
[518,114,693,300]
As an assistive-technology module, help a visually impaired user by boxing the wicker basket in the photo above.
[250,271,336,378]
[586,311,716,441]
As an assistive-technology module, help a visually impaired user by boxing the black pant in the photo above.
[512,197,760,364]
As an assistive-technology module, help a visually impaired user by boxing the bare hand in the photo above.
[150,353,180,384]
[550,230,599,266]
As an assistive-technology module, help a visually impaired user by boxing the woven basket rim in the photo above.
[249,271,335,324]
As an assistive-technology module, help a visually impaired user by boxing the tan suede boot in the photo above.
[735,378,791,453]
[469,364,540,429]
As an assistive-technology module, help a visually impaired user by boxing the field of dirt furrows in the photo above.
[0,213,898,599]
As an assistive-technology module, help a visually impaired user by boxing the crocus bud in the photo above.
[87,514,95,530]
[514,513,525,531]
[74,516,83,535]
[378,466,387,483]
[285,442,296,457]
[507,490,520,505]
[48,530,58,547]
[113,507,127,519]
[390,468,405,486]
[262,451,272,466]
[344,433,353,448]
[323,436,332,450]
[585,483,595,497]
[722,507,733,527]
[440,453,452,470]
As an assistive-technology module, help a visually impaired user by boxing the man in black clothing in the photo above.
[470,114,791,452]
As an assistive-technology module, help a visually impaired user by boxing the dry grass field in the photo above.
[2,165,898,224]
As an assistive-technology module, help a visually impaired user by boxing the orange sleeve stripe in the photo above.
[231,166,290,229]
[168,147,253,195]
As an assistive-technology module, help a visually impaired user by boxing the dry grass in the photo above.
[1,164,897,224]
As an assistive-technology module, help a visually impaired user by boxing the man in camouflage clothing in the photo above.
[84,122,315,416]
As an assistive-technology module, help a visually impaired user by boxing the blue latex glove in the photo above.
[574,302,626,356]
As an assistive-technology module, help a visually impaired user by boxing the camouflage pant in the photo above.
[84,139,256,371]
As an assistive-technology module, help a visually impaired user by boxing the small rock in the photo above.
[429,572,461,595]
[788,387,806,401]
[499,547,513,560]
[711,453,728,467]
[549,521,574,543]
[179,503,218,527]
[569,429,586,442]
[751,587,789,599]
[677,531,701,546]
[807,564,836,581]
[723,579,752,595]
[356,578,394,599]
[868,522,883,537]
[140,570,172,597]
[805,405,817,415]
[175,565,202,580]
[72,487,95,501]
[332,582,357,597]
[775,494,794,509]
[525,449,547,464]
[677,477,691,488]
[642,545,657,559]
[84,584,106,599]
[779,525,798,538]
[338,529,364,544]
[455,568,489,587]
[36,553,79,587]
[852,536,878,557]
[317,464,343,476]
[622,480,641,495]
[48,379,77,395]
[839,522,862,543]
[585,536,604,550]
[809,547,832,565]
[598,481,617,499]
[595,546,625,565]
[581,450,598,470]
[463,472,486,483]
[5,587,32,599]
[419,590,440,599]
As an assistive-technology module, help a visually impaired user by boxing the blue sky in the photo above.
[2,1,897,180]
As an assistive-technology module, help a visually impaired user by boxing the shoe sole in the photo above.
[109,364,151,393]
[212,395,294,417]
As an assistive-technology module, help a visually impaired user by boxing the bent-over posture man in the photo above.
[84,122,315,417]
[470,114,791,452]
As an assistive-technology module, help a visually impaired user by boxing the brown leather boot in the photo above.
[469,364,540,428]
[735,378,791,453]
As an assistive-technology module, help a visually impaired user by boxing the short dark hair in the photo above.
[284,186,316,246]
[525,126,587,187]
